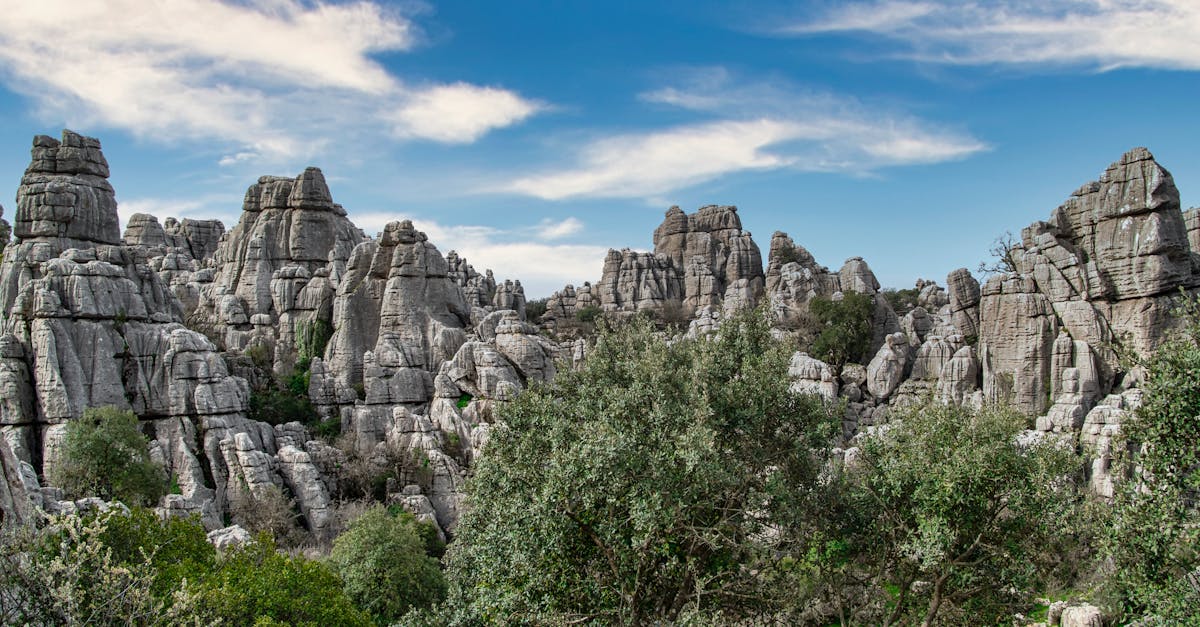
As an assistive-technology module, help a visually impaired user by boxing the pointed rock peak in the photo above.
[288,167,334,210]
[27,129,110,178]
[1070,146,1179,216]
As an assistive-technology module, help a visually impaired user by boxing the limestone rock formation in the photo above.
[196,167,364,361]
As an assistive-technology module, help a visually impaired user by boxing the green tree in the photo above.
[329,505,447,623]
[194,535,373,627]
[817,402,1080,625]
[443,308,840,624]
[48,406,167,506]
[810,291,875,368]
[1103,293,1200,620]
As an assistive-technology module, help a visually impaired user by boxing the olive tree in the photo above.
[442,309,840,624]
[813,402,1080,626]
[48,406,166,506]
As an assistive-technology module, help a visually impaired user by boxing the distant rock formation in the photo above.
[0,133,1193,527]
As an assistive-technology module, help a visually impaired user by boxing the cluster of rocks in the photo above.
[0,132,1192,555]
[0,131,542,539]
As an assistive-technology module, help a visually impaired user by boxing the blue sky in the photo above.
[1,1,1200,297]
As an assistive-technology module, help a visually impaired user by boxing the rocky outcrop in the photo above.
[195,167,364,362]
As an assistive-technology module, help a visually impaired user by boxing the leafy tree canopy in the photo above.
[443,308,840,624]
[47,406,166,506]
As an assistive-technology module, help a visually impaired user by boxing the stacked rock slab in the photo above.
[984,148,1196,415]
[123,213,225,317]
[593,205,764,317]
[0,132,244,527]
[196,168,365,366]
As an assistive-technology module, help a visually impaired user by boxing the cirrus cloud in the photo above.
[0,0,540,163]
[784,0,1200,71]
[503,69,986,201]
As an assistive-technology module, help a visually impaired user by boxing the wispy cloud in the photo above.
[784,0,1200,71]
[536,217,584,240]
[0,0,540,163]
[504,69,986,201]
[349,212,603,296]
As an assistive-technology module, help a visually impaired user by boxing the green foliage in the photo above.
[525,297,548,323]
[193,535,373,626]
[881,287,919,316]
[444,308,840,624]
[245,342,273,370]
[97,507,216,599]
[456,392,472,409]
[810,291,875,368]
[48,406,167,506]
[574,304,602,323]
[809,402,1081,625]
[249,384,319,427]
[295,319,334,366]
[0,509,203,625]
[1,508,372,626]
[1102,292,1200,620]
[330,505,447,623]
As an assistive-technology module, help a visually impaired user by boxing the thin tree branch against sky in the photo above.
[0,0,1197,296]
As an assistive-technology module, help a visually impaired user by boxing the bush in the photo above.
[574,304,602,323]
[810,291,875,368]
[295,319,333,366]
[809,401,1081,625]
[329,505,447,623]
[193,535,373,626]
[1102,292,1200,620]
[881,287,920,316]
[47,406,167,506]
[444,308,840,623]
[227,484,304,547]
[0,508,371,626]
[525,297,548,323]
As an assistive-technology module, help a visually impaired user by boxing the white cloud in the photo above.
[0,0,539,163]
[507,120,803,201]
[505,72,986,201]
[346,212,604,297]
[390,83,542,143]
[536,217,583,240]
[785,0,1200,71]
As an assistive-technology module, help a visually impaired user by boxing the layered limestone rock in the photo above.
[788,353,838,402]
[975,148,1196,416]
[0,132,336,533]
[322,220,469,415]
[594,205,765,317]
[196,167,364,361]
[653,205,764,312]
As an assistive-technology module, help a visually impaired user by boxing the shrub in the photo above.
[574,304,602,323]
[227,484,305,547]
[810,401,1081,625]
[810,291,875,368]
[444,308,840,623]
[1102,292,1200,620]
[295,319,333,366]
[881,287,920,316]
[193,535,373,626]
[329,505,447,623]
[524,297,548,323]
[48,406,167,506]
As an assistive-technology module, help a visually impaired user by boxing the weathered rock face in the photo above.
[653,205,765,312]
[1031,148,1191,301]
[196,167,365,361]
[978,275,1059,414]
[976,148,1196,415]
[322,220,469,412]
[12,132,119,249]
[593,205,765,318]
